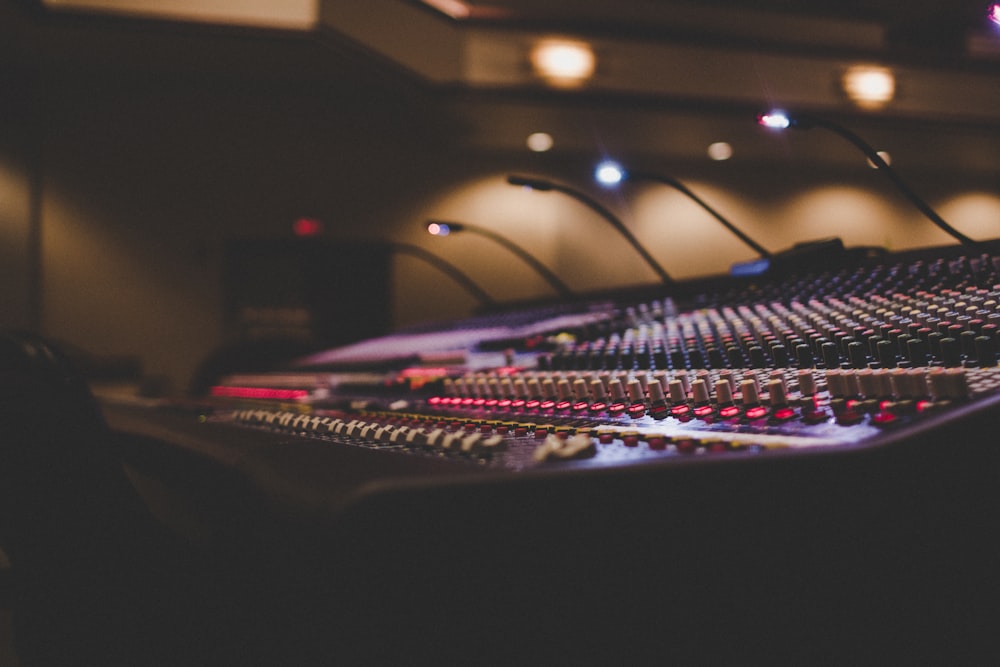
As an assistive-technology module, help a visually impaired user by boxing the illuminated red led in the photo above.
[608,402,626,416]
[427,396,443,405]
[719,405,740,418]
[670,404,690,416]
[627,403,646,418]
[555,400,572,410]
[772,407,796,421]
[589,401,608,413]
[916,400,932,413]
[497,399,512,409]
[745,406,768,420]
[572,401,589,412]
[210,386,309,400]
[693,405,713,418]
[539,400,556,410]
[511,399,526,409]
[473,398,486,407]
[525,399,541,410]
[871,412,898,425]
[461,397,475,406]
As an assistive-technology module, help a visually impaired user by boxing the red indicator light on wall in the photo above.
[293,217,324,237]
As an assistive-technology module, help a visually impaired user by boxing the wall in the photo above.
[2,52,999,393]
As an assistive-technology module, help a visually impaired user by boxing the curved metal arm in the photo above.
[391,243,498,308]
[508,175,674,285]
[628,170,771,258]
[788,113,978,248]
[427,221,576,299]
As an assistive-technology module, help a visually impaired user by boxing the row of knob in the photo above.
[228,408,763,463]
[435,365,972,420]
[542,286,1000,373]
[231,409,509,456]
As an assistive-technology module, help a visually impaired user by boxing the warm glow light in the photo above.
[707,142,733,161]
[526,132,554,152]
[43,0,317,29]
[841,65,895,109]
[530,40,596,87]
[420,0,470,19]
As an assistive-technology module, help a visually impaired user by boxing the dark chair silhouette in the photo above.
[0,331,269,666]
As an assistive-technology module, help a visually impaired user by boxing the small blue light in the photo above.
[730,257,771,277]
[595,161,625,186]
[757,111,791,130]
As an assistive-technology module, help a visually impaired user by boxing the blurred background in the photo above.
[2,0,999,393]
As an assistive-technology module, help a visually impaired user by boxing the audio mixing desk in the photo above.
[101,241,1000,664]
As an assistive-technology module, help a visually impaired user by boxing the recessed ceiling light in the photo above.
[526,132,554,152]
[707,142,733,161]
[530,40,596,87]
[841,65,895,110]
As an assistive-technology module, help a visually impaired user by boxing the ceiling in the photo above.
[5,0,1000,168]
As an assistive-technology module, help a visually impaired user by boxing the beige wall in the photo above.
[2,64,999,392]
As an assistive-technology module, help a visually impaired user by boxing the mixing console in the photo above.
[91,240,1000,664]
[204,244,1000,473]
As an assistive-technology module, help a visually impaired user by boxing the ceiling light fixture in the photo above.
[707,142,734,161]
[526,132,554,152]
[530,40,596,87]
[841,65,896,110]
